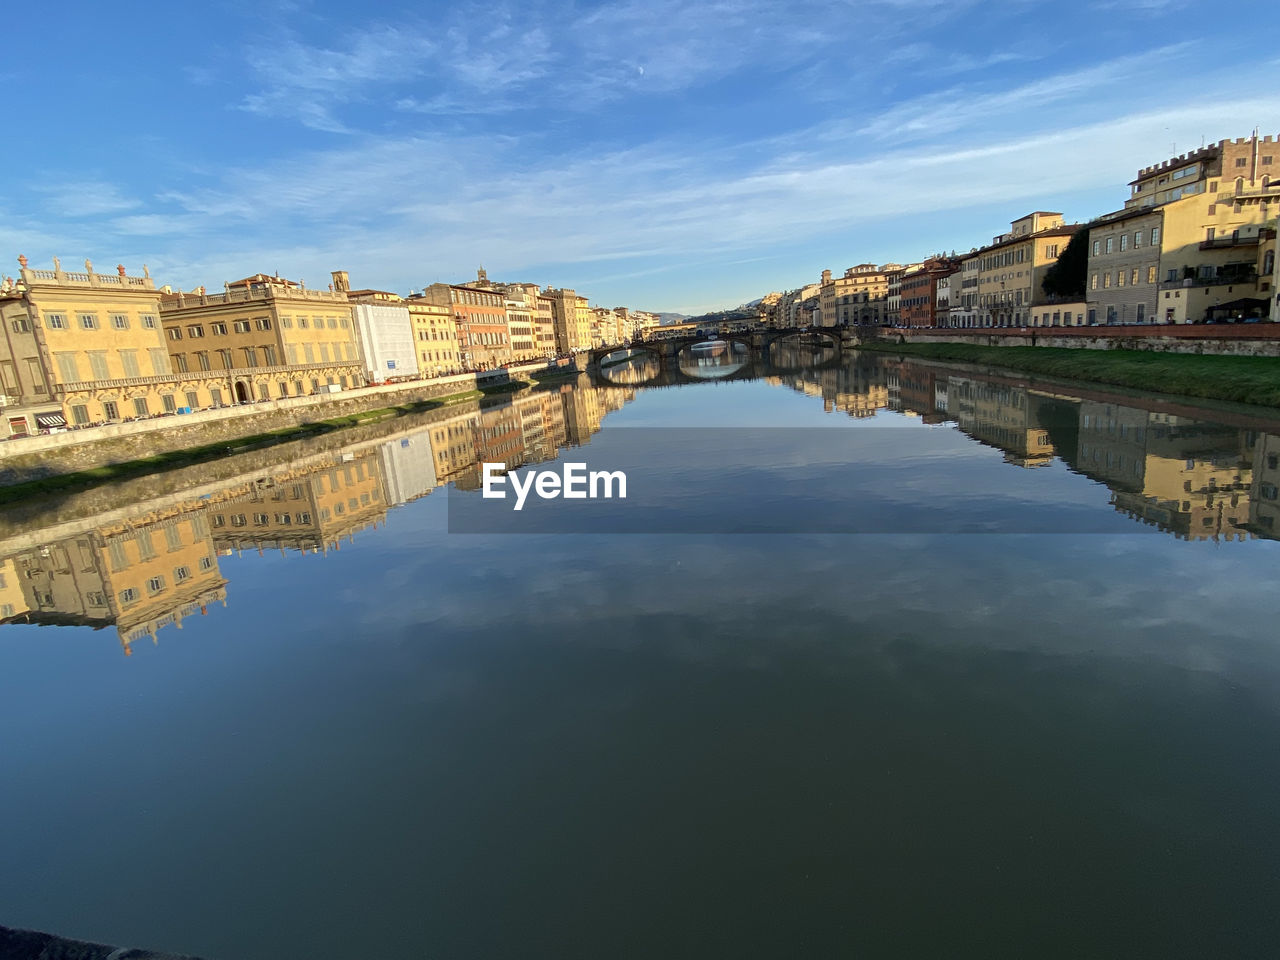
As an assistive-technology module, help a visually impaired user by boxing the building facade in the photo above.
[419,283,511,369]
[0,257,223,434]
[159,273,362,404]
[404,299,463,377]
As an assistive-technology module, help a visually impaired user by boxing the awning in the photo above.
[35,413,67,428]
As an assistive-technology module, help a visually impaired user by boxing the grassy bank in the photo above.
[0,377,548,505]
[859,341,1280,408]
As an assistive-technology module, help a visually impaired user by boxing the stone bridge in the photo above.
[587,327,852,387]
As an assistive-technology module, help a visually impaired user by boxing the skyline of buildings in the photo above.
[763,132,1280,331]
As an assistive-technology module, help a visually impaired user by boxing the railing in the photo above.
[1199,236,1261,250]
[21,268,155,289]
[1160,271,1258,290]
[166,285,352,309]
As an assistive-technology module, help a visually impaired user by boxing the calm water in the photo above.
[3,350,1280,959]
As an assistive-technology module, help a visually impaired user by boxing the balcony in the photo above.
[1198,235,1261,251]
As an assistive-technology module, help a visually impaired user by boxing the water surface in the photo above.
[2,353,1279,958]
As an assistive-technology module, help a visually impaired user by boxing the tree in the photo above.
[1041,225,1090,299]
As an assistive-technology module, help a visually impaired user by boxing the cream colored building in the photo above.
[974,213,1079,326]
[0,257,222,434]
[159,272,363,404]
[545,287,593,353]
[820,265,891,326]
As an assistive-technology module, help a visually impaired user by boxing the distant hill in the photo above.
[679,306,758,327]
[656,312,688,325]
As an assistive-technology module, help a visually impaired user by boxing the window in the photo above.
[103,400,119,419]
[88,352,110,379]
[243,347,258,367]
[121,350,140,377]
[1206,227,1215,242]
[187,325,205,338]
[218,349,233,369]
[298,317,309,329]
[210,387,223,406]
[255,318,272,330]
[167,327,183,341]
[1117,271,1125,287]
[174,566,191,583]
[149,348,170,375]
[281,317,293,328]
[1103,272,1112,288]
[46,313,66,329]
[211,322,228,335]
[234,320,252,333]
[199,556,214,571]
[1131,268,1139,286]
[262,345,277,365]
[327,317,337,329]
[162,394,176,413]
[146,575,165,594]
[79,314,98,330]
[185,391,199,409]
[1120,234,1128,252]
[1235,157,1247,167]
[257,383,269,401]
[119,588,138,605]
[111,314,129,330]
[70,404,89,425]
[54,352,80,383]
[174,353,189,373]
[1136,304,1146,323]
[133,397,149,417]
[1151,227,1160,245]
[1264,156,1274,165]
[1134,231,1141,248]
[1105,237,1113,254]
[196,351,211,371]
[10,317,29,332]
[1148,266,1157,284]
[1092,240,1100,256]
[141,315,157,329]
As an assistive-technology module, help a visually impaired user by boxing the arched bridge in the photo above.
[587,327,847,371]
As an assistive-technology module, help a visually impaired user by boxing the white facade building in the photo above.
[352,303,416,382]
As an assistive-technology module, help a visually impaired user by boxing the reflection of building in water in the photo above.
[0,506,226,655]
[378,430,438,506]
[947,377,1055,467]
[1076,405,1256,540]
[771,360,888,419]
[207,447,389,554]
[1248,433,1280,537]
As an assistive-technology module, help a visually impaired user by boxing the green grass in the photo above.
[0,379,538,504]
[858,341,1280,408]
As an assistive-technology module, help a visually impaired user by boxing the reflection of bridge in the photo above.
[588,328,848,387]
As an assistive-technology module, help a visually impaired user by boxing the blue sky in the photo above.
[2,0,1276,314]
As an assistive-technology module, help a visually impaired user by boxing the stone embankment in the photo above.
[0,363,568,485]
[879,322,1280,356]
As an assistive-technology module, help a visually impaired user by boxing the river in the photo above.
[2,349,1278,958]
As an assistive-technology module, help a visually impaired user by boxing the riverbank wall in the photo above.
[0,362,570,485]
[878,323,1280,356]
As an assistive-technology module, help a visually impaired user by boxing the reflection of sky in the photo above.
[3,374,1280,958]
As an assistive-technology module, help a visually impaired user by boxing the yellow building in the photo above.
[1152,184,1280,323]
[974,213,1079,327]
[159,272,363,404]
[0,256,218,434]
[405,298,463,377]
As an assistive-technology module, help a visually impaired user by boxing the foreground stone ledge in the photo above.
[0,924,206,959]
